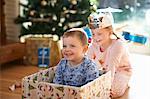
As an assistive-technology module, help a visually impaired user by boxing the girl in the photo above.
[53,28,99,87]
[87,12,132,98]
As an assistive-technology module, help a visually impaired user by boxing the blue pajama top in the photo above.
[53,57,99,87]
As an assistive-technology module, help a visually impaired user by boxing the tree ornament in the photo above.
[41,0,47,6]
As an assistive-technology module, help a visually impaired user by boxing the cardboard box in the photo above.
[22,67,111,99]
[25,37,62,66]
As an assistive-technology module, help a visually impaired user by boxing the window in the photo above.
[95,0,150,55]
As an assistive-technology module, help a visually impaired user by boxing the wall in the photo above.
[4,0,20,42]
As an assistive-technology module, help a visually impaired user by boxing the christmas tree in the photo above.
[15,0,95,38]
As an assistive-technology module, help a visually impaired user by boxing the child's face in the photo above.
[91,28,111,46]
[62,36,87,64]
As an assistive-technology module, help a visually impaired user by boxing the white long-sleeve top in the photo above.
[87,39,132,98]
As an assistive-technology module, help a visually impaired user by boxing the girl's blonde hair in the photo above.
[105,26,120,39]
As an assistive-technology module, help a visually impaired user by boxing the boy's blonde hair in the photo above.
[63,28,88,46]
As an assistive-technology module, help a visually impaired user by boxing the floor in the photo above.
[0,53,150,99]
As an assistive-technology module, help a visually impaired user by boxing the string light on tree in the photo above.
[40,14,44,18]
[50,0,57,7]
[15,0,94,38]
[41,0,47,6]
[30,10,36,16]
[70,0,77,5]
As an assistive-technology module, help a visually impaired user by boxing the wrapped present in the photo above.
[25,37,62,66]
[122,31,147,45]
[38,47,50,68]
[22,67,111,99]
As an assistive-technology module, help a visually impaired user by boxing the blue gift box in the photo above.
[38,47,50,68]
[122,31,147,44]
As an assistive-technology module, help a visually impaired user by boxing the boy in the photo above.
[53,28,99,87]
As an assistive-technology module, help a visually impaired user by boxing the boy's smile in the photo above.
[62,36,86,65]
